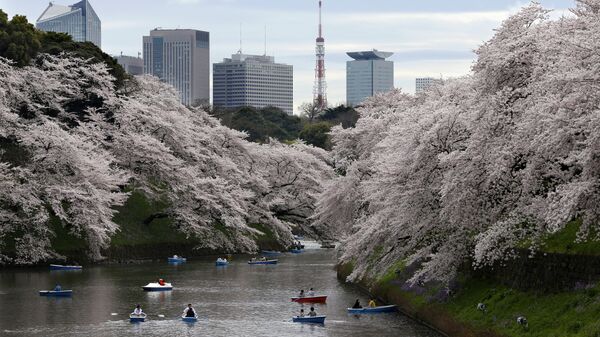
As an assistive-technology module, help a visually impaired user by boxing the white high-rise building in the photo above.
[346,50,394,106]
[213,53,293,115]
[143,29,210,106]
[415,77,441,94]
[36,0,101,48]
[115,54,143,76]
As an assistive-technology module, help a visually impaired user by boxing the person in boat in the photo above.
[132,304,143,315]
[299,309,305,317]
[158,278,166,286]
[260,256,267,261]
[368,298,377,308]
[53,284,62,291]
[251,257,257,262]
[173,254,179,258]
[299,289,305,297]
[183,304,196,318]
[307,288,315,297]
[352,299,362,309]
[308,307,317,317]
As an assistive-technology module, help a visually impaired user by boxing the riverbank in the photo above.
[337,261,600,337]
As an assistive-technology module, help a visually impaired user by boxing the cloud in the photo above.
[329,11,512,25]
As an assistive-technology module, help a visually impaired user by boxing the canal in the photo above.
[0,245,441,337]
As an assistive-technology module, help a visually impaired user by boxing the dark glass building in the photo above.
[36,0,101,48]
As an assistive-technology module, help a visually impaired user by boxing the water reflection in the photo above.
[0,249,441,337]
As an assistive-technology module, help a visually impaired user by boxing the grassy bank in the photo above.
[339,258,600,337]
[46,191,283,262]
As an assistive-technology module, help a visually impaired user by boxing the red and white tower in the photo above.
[313,0,327,111]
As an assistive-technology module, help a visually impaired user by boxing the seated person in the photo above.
[299,289,305,297]
[183,304,196,318]
[260,256,267,261]
[307,288,315,297]
[299,309,305,317]
[308,307,317,317]
[368,298,377,308]
[352,299,362,309]
[158,278,166,286]
[53,284,62,291]
[132,304,143,315]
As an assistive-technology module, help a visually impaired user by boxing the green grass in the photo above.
[248,223,281,249]
[442,278,600,337]
[109,190,190,246]
[540,219,600,256]
[369,259,600,337]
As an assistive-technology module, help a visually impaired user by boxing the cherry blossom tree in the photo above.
[316,0,600,285]
[0,54,334,263]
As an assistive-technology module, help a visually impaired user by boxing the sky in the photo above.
[0,0,575,113]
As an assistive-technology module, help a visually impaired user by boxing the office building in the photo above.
[346,50,394,106]
[143,29,210,106]
[36,0,101,48]
[415,77,441,93]
[213,53,293,115]
[115,54,143,76]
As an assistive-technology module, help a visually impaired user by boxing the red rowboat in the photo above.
[291,295,328,303]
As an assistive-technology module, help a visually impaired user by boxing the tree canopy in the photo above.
[0,55,334,264]
[0,9,126,88]
[315,1,600,285]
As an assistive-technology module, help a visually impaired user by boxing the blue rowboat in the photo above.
[130,313,146,323]
[49,264,82,271]
[347,305,397,314]
[39,290,72,297]
[215,260,229,266]
[182,316,198,322]
[292,315,326,324]
[289,249,303,254]
[167,257,186,263]
[261,250,281,256]
[247,259,278,265]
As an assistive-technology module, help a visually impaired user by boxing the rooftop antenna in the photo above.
[238,23,243,54]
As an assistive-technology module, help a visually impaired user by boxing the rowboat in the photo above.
[261,250,281,256]
[142,282,173,291]
[289,249,303,254]
[167,256,186,263]
[292,315,326,324]
[181,315,198,322]
[347,305,398,314]
[49,264,82,271]
[130,313,146,323]
[39,290,73,297]
[247,259,278,265]
[291,295,327,303]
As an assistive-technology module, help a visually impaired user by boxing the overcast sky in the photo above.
[0,0,574,113]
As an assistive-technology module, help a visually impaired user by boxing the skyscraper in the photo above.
[213,53,293,114]
[36,0,101,48]
[346,50,394,106]
[143,29,210,106]
[415,77,441,94]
